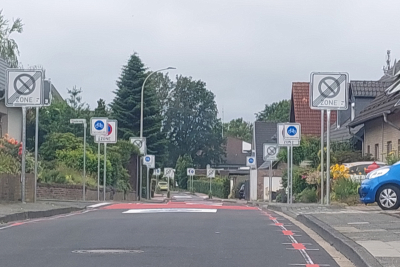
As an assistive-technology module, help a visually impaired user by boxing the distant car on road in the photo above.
[359,161,400,210]
[158,181,169,191]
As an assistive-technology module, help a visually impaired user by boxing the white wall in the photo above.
[250,168,257,201]
[0,100,22,141]
[263,177,282,201]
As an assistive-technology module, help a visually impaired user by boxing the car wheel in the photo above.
[377,185,400,210]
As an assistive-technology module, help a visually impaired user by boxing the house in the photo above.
[250,121,284,200]
[326,81,390,151]
[349,60,400,161]
[0,58,62,140]
[218,136,251,170]
[290,82,337,136]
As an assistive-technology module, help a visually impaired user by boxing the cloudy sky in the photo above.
[2,0,400,121]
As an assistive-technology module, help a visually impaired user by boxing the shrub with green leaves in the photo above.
[332,178,360,203]
[189,177,230,199]
[297,188,318,203]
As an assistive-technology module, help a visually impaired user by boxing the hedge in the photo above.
[188,178,230,199]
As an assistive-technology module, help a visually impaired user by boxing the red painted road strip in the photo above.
[275,223,283,226]
[102,203,258,210]
[269,217,277,220]
[282,230,294,236]
[292,243,306,250]
[306,265,320,267]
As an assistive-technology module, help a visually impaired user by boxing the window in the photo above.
[367,145,370,156]
[398,139,400,157]
[375,144,379,160]
[387,141,393,155]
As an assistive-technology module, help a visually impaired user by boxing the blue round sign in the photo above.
[287,126,297,136]
[190,169,194,174]
[249,158,254,164]
[94,120,105,130]
[145,156,150,162]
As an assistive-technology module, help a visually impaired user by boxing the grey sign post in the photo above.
[263,144,279,203]
[310,72,349,205]
[6,69,44,203]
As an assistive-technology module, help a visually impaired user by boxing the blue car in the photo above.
[359,161,400,210]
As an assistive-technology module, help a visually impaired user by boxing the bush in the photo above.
[282,166,309,195]
[332,178,360,203]
[39,163,97,187]
[297,188,318,203]
[40,132,83,161]
[275,189,287,203]
[0,150,21,174]
[190,177,230,198]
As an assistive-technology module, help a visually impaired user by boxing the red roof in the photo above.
[290,82,336,136]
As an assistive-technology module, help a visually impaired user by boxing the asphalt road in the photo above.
[0,193,340,267]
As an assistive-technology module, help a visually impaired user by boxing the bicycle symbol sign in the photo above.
[94,120,105,130]
[287,126,297,136]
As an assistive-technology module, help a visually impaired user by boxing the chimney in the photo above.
[351,102,355,121]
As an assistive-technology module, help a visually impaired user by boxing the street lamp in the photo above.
[70,119,87,201]
[140,67,176,138]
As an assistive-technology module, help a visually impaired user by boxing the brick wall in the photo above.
[37,183,136,201]
[0,174,35,202]
[364,114,400,162]
[256,163,284,200]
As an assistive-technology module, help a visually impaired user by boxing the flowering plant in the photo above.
[330,164,350,180]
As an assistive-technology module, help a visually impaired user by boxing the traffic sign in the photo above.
[263,143,280,161]
[70,119,86,124]
[143,155,155,169]
[164,168,174,178]
[277,123,300,147]
[207,168,215,178]
[310,72,349,110]
[154,168,161,176]
[130,137,147,155]
[90,117,108,136]
[187,168,195,176]
[246,156,256,168]
[284,123,301,141]
[95,120,118,144]
[5,69,44,107]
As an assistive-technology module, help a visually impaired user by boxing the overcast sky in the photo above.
[2,0,400,122]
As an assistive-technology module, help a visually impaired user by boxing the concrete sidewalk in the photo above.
[265,203,400,267]
[0,201,89,224]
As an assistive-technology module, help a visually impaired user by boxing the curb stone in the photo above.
[259,204,383,267]
[0,207,84,224]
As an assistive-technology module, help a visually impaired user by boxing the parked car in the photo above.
[343,161,387,175]
[359,161,400,210]
[158,181,169,191]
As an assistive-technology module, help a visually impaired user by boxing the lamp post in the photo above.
[139,67,175,200]
[70,119,87,201]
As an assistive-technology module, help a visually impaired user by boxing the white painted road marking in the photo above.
[123,208,217,214]
[172,196,193,199]
[87,202,111,208]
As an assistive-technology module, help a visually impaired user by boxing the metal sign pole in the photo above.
[167,173,170,192]
[97,142,100,201]
[287,146,290,204]
[147,167,150,199]
[326,110,331,205]
[21,107,27,203]
[269,160,272,203]
[83,123,86,201]
[34,107,39,203]
[139,158,143,200]
[290,142,293,204]
[103,143,107,201]
[321,110,324,204]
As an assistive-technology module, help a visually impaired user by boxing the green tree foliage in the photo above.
[190,178,230,198]
[0,10,23,67]
[163,75,225,167]
[256,100,290,122]
[110,53,167,157]
[39,132,83,161]
[175,154,193,189]
[223,118,252,143]
[94,98,109,117]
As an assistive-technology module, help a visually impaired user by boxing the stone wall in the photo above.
[0,174,135,202]
[37,183,136,201]
[0,173,35,202]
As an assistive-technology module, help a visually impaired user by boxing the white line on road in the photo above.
[87,202,111,208]
[172,196,193,199]
[123,208,217,214]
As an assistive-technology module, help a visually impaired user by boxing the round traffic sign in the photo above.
[133,140,142,148]
[94,120,105,130]
[14,74,36,95]
[318,77,340,98]
[248,158,254,164]
[145,156,151,162]
[107,123,112,135]
[267,146,277,155]
[287,126,297,136]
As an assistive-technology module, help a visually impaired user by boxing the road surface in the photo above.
[0,192,340,267]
